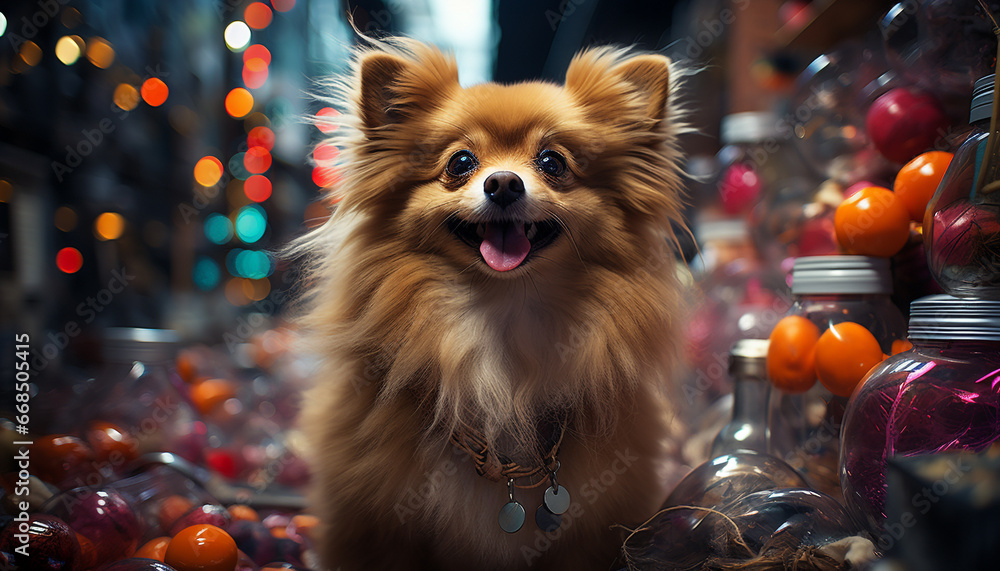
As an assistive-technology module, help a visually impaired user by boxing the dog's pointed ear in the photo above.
[566,50,671,126]
[355,45,459,130]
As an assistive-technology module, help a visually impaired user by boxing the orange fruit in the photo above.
[893,151,953,221]
[834,186,911,257]
[227,504,260,523]
[767,315,820,393]
[189,378,238,415]
[814,322,885,397]
[158,495,195,531]
[135,536,171,561]
[164,524,238,571]
[891,339,913,355]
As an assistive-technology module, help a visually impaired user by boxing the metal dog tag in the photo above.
[499,501,525,533]
[543,485,571,515]
[535,504,562,533]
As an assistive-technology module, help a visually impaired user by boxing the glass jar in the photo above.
[841,295,1000,535]
[768,256,907,500]
[925,73,1000,297]
[711,339,771,458]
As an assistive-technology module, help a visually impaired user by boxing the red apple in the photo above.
[866,87,949,165]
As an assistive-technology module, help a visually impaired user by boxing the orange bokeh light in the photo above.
[194,156,224,186]
[225,88,254,118]
[313,143,339,164]
[271,0,296,12]
[244,2,273,29]
[141,77,169,106]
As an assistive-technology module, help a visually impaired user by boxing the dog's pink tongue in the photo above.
[480,222,531,272]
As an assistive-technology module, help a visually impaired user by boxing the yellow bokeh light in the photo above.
[113,83,139,111]
[19,41,42,67]
[55,206,78,232]
[55,35,83,65]
[86,37,115,68]
[94,212,126,241]
[194,156,224,187]
[224,21,251,51]
[0,180,11,203]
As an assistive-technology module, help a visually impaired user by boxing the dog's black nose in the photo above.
[484,171,524,208]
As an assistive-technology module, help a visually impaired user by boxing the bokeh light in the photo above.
[244,112,270,132]
[243,44,271,65]
[193,257,221,291]
[56,247,83,274]
[113,83,140,111]
[244,175,272,202]
[235,249,274,279]
[55,36,84,65]
[244,146,271,174]
[247,126,274,151]
[19,41,42,67]
[224,21,251,51]
[316,107,340,133]
[314,143,339,163]
[243,278,270,301]
[86,37,115,68]
[0,12,6,37]
[235,204,267,243]
[225,88,254,118]
[225,277,251,306]
[141,77,169,106]
[204,213,234,244]
[272,0,296,12]
[243,57,269,89]
[54,206,77,231]
[228,152,249,180]
[94,212,126,241]
[0,179,11,203]
[194,156,224,186]
[244,2,273,29]
[312,165,340,188]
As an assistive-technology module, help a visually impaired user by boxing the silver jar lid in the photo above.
[102,328,180,363]
[791,256,893,295]
[908,295,1000,341]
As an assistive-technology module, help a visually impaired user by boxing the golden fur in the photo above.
[292,37,689,570]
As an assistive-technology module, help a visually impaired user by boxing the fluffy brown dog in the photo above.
[293,37,688,570]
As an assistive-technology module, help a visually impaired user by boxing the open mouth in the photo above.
[446,217,562,272]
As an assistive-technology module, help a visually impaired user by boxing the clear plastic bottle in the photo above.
[841,295,1000,534]
[925,73,1000,296]
[768,256,907,500]
[711,339,771,458]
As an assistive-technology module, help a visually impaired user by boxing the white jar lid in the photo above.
[720,112,779,145]
[791,255,893,295]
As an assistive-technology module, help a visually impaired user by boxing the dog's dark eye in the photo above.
[447,150,478,176]
[536,150,567,177]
